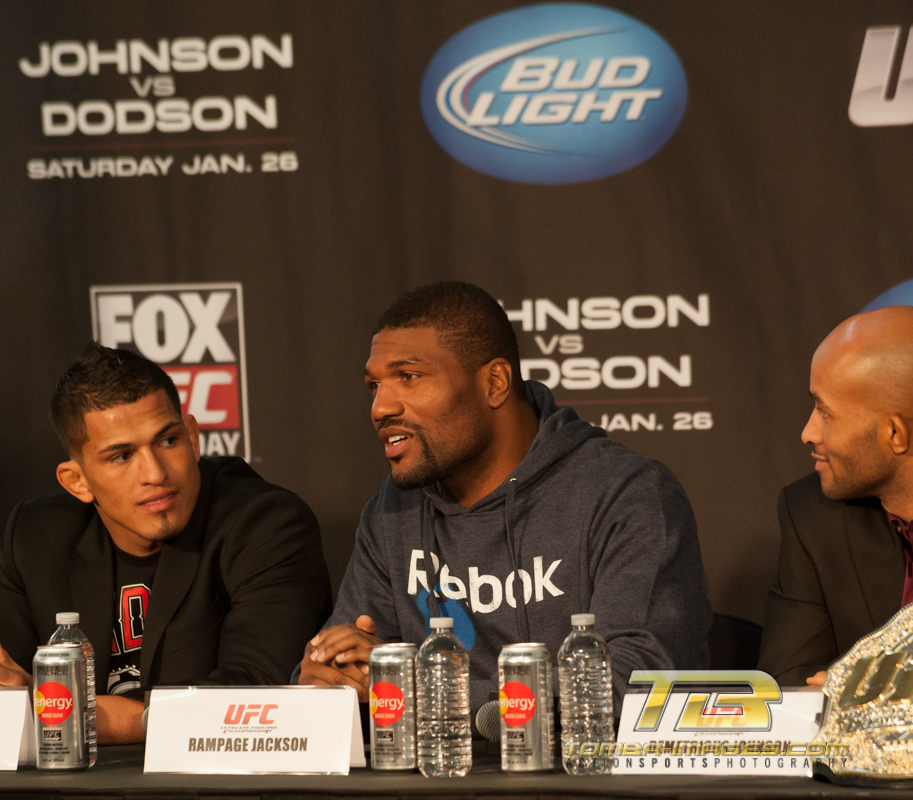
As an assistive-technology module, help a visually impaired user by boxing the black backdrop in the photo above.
[3,0,913,626]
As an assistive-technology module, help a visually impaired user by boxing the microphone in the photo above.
[475,699,501,742]
[141,706,149,738]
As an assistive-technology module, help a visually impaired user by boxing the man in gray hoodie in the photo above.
[297,282,711,718]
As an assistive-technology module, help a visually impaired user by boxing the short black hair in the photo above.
[51,342,182,457]
[375,281,524,390]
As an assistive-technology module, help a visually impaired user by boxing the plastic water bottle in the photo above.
[415,617,471,777]
[48,612,97,767]
[557,613,613,775]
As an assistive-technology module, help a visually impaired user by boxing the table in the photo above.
[0,745,910,799]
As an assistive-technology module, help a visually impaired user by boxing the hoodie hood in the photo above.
[423,380,606,516]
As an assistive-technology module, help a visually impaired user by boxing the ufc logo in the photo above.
[849,26,913,127]
[224,703,278,725]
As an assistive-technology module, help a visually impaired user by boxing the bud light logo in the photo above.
[420,3,687,185]
[862,279,913,312]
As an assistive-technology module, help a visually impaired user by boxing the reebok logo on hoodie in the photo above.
[407,550,564,614]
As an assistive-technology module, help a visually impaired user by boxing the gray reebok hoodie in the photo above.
[328,381,712,719]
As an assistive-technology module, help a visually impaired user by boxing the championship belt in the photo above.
[814,603,913,787]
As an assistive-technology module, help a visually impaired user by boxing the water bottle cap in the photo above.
[429,617,453,629]
[571,613,595,626]
[56,612,80,625]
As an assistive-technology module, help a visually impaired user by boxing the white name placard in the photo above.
[615,671,825,777]
[144,686,365,774]
[0,687,35,770]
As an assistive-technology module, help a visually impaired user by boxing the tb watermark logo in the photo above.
[628,670,781,732]
[612,671,838,776]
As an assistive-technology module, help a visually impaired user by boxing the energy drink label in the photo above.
[33,644,88,769]
[369,643,418,770]
[498,643,554,771]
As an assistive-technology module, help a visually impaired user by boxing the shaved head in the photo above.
[813,306,913,418]
[804,306,913,515]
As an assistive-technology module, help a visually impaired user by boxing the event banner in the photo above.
[1,1,911,628]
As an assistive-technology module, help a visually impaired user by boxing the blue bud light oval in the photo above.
[862,280,913,312]
[420,3,688,185]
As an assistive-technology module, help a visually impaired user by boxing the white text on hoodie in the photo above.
[407,550,564,613]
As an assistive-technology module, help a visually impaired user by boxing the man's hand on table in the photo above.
[806,670,826,686]
[2,641,145,744]
[96,695,145,744]
[297,615,384,702]
[0,643,31,688]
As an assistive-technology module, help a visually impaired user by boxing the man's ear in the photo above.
[484,359,513,410]
[184,414,201,461]
[56,460,95,504]
[888,414,912,456]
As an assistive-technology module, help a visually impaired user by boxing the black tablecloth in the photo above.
[0,745,910,799]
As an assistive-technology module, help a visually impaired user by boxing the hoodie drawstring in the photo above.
[421,495,441,617]
[505,478,531,642]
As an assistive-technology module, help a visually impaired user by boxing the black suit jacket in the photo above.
[0,456,332,691]
[758,473,905,686]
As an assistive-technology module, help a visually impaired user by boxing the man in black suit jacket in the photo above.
[759,306,913,685]
[759,474,904,685]
[0,343,331,743]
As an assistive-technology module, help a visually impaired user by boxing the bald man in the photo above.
[759,306,913,685]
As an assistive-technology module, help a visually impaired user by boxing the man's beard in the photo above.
[819,431,890,502]
[821,469,888,502]
[390,431,445,491]
[152,512,184,541]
